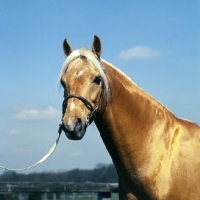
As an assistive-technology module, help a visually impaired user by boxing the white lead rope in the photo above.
[0,133,61,171]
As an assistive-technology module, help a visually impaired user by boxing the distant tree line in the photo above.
[0,163,118,183]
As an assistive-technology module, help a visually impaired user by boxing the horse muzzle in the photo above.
[59,92,104,140]
[61,118,86,140]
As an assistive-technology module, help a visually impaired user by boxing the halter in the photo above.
[58,55,106,134]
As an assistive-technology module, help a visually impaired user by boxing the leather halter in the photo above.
[58,55,106,134]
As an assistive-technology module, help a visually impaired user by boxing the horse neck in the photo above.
[99,59,172,130]
[95,60,175,171]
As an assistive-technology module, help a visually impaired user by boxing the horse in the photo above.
[58,35,200,200]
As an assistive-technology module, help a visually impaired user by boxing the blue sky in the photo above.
[0,1,199,174]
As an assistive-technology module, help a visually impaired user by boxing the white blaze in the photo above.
[76,70,84,78]
[70,102,75,111]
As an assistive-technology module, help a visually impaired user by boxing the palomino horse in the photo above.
[58,35,200,200]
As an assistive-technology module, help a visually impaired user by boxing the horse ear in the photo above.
[63,38,73,57]
[92,35,102,58]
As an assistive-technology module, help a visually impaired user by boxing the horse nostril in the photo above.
[74,118,82,132]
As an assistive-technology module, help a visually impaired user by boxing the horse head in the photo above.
[59,35,109,140]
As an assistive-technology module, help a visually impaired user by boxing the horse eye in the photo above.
[93,76,102,85]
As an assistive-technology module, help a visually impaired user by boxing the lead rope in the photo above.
[0,57,106,171]
[0,130,62,171]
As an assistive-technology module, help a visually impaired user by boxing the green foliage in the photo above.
[0,193,18,200]
[0,163,118,183]
[28,193,42,200]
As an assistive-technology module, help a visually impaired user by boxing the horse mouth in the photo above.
[63,126,86,140]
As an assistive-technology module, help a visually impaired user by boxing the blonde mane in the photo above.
[102,59,176,117]
[58,48,110,103]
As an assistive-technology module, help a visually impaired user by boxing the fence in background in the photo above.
[0,182,119,200]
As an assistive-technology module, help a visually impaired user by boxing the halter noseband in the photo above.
[58,55,106,134]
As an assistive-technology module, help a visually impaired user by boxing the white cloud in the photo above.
[8,129,20,135]
[13,106,60,121]
[71,151,84,157]
[14,148,32,154]
[119,46,160,60]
